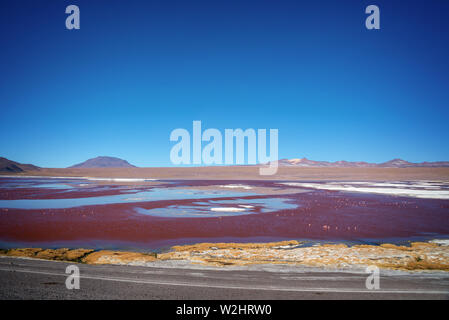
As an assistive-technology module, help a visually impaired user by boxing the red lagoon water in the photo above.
[0,177,448,250]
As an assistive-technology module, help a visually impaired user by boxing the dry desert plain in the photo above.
[8,166,449,181]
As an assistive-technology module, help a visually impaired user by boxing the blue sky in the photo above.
[1,0,448,167]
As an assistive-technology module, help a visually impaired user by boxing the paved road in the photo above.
[0,256,448,299]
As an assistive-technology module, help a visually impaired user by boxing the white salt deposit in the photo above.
[429,239,449,246]
[280,182,449,199]
[210,207,247,212]
[218,184,253,190]
[84,177,156,182]
[0,175,157,182]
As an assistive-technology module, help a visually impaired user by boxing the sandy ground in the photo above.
[4,166,449,181]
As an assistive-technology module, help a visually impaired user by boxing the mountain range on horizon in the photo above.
[1,156,449,172]
[274,158,449,168]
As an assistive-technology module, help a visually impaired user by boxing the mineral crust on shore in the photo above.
[1,240,448,272]
[158,241,449,271]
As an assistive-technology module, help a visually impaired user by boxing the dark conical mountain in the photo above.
[69,156,136,168]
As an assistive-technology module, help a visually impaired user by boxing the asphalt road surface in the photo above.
[0,256,448,300]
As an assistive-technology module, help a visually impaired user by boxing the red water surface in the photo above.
[1,179,449,249]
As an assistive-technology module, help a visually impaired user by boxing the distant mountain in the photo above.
[0,157,40,173]
[274,158,449,168]
[416,161,449,167]
[376,158,414,168]
[276,158,376,167]
[69,156,137,168]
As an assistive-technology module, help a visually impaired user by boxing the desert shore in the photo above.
[4,166,449,181]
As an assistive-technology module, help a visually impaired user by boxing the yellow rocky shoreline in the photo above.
[1,240,449,272]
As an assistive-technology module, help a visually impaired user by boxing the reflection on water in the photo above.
[0,177,300,217]
[0,187,256,209]
[0,178,81,190]
[135,198,299,217]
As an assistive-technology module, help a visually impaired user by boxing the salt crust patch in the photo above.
[281,182,449,199]
[0,175,156,182]
[218,184,253,190]
[429,239,449,246]
[210,207,246,212]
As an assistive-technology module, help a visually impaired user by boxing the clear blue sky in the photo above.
[1,0,448,167]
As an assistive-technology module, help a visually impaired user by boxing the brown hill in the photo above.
[0,157,40,173]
